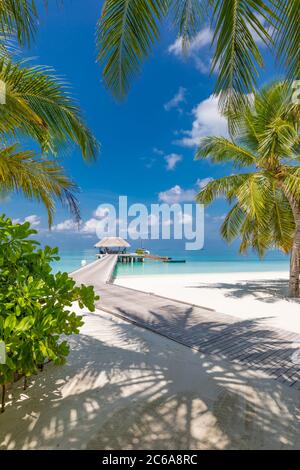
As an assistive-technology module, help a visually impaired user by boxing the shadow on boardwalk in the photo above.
[1,312,300,450]
[113,303,300,388]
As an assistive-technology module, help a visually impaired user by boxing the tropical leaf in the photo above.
[171,0,208,51]
[0,0,38,46]
[96,0,169,99]
[274,0,300,83]
[196,173,253,204]
[196,136,256,167]
[0,59,99,159]
[211,0,275,112]
[196,82,300,259]
[220,203,246,242]
[0,144,79,226]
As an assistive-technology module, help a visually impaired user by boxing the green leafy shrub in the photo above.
[0,215,99,412]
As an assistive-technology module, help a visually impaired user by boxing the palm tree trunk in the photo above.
[283,190,300,297]
[289,224,300,297]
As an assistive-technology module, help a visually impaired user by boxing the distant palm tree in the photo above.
[196,82,300,297]
[0,1,99,224]
[97,0,299,113]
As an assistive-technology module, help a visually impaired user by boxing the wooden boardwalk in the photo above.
[71,257,300,390]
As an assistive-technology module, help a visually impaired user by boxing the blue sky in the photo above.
[0,0,285,255]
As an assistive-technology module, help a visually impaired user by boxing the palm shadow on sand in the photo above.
[185,278,300,304]
[1,310,299,450]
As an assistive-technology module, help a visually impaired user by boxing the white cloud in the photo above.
[25,215,41,227]
[168,27,213,74]
[52,216,102,235]
[178,213,193,225]
[206,212,226,222]
[13,214,41,227]
[165,153,182,171]
[164,86,186,112]
[158,185,197,204]
[153,147,164,156]
[81,218,100,234]
[52,219,79,232]
[93,205,110,218]
[197,177,214,189]
[177,95,228,147]
[169,28,213,56]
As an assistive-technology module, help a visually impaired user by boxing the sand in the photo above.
[1,270,300,449]
[1,305,300,450]
[115,271,300,334]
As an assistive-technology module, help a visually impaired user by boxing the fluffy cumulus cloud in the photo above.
[164,86,186,112]
[52,203,117,235]
[165,153,182,171]
[13,214,41,227]
[52,217,101,235]
[81,218,101,234]
[197,177,214,189]
[93,205,111,218]
[158,184,197,204]
[168,27,213,74]
[52,219,78,232]
[142,148,183,171]
[158,177,214,204]
[177,95,228,147]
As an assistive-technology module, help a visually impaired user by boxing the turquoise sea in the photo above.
[51,249,289,277]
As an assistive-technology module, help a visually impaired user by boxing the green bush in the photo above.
[0,215,99,412]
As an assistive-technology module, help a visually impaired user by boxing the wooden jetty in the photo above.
[70,255,300,390]
[144,253,171,261]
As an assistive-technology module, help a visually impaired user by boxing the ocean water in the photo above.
[51,249,290,277]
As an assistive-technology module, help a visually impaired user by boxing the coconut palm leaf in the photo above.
[274,0,300,83]
[196,173,254,204]
[171,0,207,51]
[196,82,300,296]
[97,0,280,114]
[211,0,274,111]
[220,203,246,242]
[0,144,79,226]
[0,59,99,159]
[0,0,38,46]
[195,136,256,167]
[96,0,169,99]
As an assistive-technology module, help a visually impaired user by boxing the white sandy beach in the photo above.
[1,267,300,450]
[115,271,300,334]
[1,305,300,450]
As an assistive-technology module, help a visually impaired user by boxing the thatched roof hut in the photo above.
[95,237,130,252]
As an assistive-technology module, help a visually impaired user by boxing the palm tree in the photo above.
[195,82,300,298]
[0,145,79,226]
[0,58,99,224]
[96,0,299,113]
[0,3,99,224]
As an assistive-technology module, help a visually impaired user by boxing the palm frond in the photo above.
[196,136,256,167]
[258,118,298,162]
[235,173,272,224]
[274,0,300,83]
[0,0,38,45]
[220,203,246,242]
[211,0,275,113]
[281,169,300,202]
[0,144,79,226]
[196,173,253,204]
[171,0,208,51]
[0,59,99,160]
[97,0,169,99]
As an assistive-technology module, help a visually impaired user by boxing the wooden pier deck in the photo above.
[71,256,300,390]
